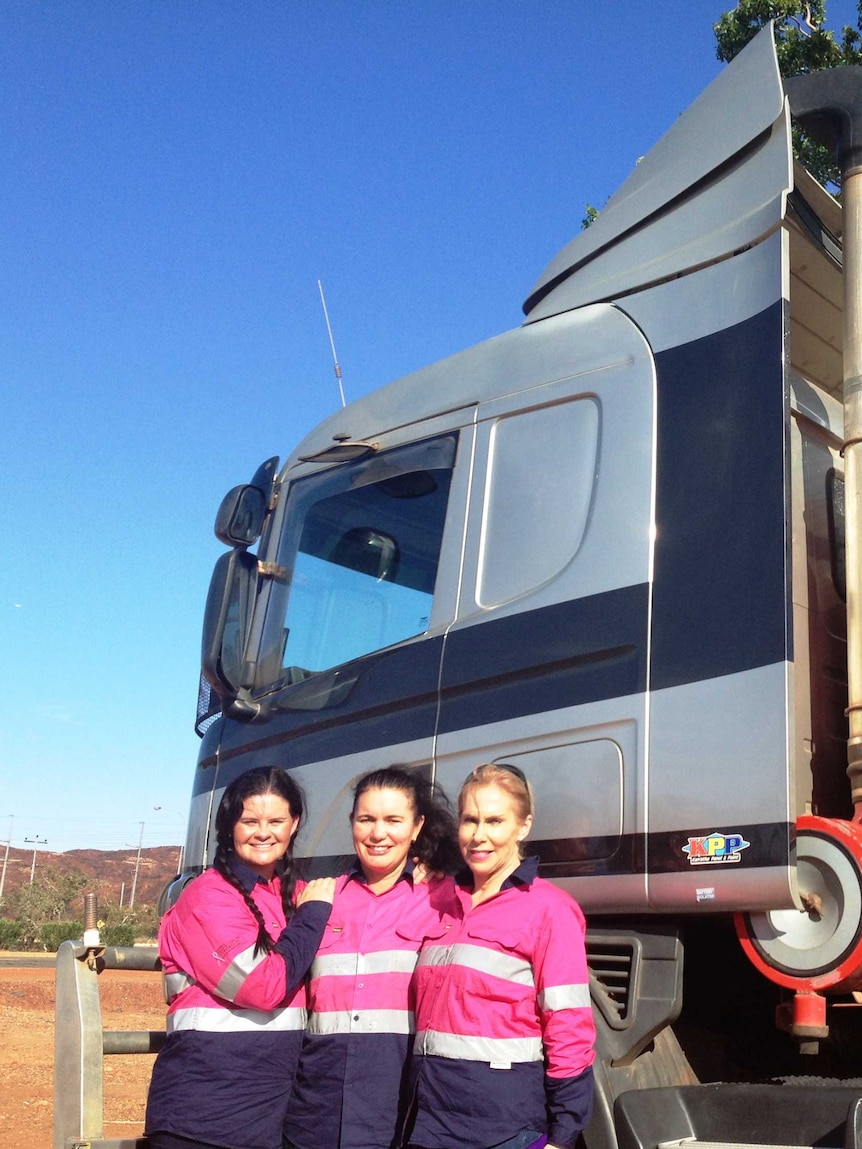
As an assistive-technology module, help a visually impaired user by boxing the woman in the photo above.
[145,767,336,1149]
[283,767,458,1149]
[407,763,596,1149]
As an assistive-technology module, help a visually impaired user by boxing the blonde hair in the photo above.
[458,762,534,823]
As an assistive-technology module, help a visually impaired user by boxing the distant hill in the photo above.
[0,845,183,909]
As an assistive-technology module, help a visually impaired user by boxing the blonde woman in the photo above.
[407,763,595,1149]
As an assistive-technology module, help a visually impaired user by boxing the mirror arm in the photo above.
[223,691,262,723]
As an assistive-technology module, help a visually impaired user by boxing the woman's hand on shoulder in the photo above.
[296,876,336,906]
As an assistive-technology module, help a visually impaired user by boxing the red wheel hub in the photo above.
[735,815,862,992]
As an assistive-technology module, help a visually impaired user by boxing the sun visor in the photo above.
[523,24,793,321]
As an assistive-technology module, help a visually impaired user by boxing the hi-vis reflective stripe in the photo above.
[214,943,269,1002]
[417,943,534,987]
[163,971,195,1001]
[538,983,591,1011]
[307,1008,415,1036]
[311,950,420,979]
[168,1006,307,1034]
[414,1029,543,1065]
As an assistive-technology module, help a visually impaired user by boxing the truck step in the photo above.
[660,1141,836,1149]
[616,1084,862,1149]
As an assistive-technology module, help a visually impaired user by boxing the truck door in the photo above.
[208,411,475,870]
[433,305,656,912]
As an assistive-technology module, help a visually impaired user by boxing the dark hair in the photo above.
[459,762,534,824]
[351,767,460,874]
[213,766,306,955]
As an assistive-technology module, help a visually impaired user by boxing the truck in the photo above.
[176,23,862,1149]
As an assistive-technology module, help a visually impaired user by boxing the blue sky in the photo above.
[2,1,859,855]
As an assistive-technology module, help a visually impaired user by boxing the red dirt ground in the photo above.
[1,958,164,1146]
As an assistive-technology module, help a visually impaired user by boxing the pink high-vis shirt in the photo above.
[145,862,330,1149]
[408,857,595,1149]
[285,864,451,1149]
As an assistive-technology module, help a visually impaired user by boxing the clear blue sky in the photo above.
[2,1,859,854]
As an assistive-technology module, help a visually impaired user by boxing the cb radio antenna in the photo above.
[317,279,346,408]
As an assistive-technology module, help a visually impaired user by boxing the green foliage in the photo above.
[715,0,862,187]
[103,922,137,947]
[5,867,89,947]
[0,917,147,952]
[97,899,159,942]
[38,920,84,952]
[581,205,600,230]
[0,919,26,950]
[0,871,160,949]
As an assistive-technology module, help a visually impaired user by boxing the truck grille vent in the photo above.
[586,939,635,1024]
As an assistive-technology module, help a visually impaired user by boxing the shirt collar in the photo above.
[455,854,539,892]
[228,855,274,894]
[347,855,417,887]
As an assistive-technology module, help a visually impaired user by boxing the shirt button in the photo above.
[353,1014,360,1020]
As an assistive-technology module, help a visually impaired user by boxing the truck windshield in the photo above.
[255,434,457,689]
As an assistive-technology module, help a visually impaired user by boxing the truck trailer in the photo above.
[180,24,862,1149]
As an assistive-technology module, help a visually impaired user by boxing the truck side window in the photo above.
[478,397,599,606]
[256,434,457,687]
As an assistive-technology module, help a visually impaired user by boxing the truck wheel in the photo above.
[736,816,862,991]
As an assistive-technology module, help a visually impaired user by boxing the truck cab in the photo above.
[182,25,862,1149]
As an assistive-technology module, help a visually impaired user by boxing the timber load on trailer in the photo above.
[140,20,862,1149]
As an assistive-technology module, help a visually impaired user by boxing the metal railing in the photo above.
[53,893,164,1149]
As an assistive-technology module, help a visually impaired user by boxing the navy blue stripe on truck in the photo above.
[532,819,791,876]
[300,820,792,879]
[204,633,445,774]
[650,300,790,689]
[436,583,647,733]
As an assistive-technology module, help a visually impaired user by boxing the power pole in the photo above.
[129,822,145,908]
[0,815,14,900]
[24,835,47,884]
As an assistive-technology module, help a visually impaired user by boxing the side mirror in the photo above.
[201,548,260,700]
[214,456,279,547]
[215,485,268,547]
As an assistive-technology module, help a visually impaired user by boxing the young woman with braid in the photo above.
[283,767,459,1149]
[145,767,335,1149]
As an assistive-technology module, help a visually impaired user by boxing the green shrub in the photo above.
[38,921,83,952]
[103,923,137,947]
[0,919,26,950]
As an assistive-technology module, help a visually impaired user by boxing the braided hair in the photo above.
[352,767,460,874]
[213,766,306,955]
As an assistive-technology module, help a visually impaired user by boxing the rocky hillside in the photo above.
[0,845,182,909]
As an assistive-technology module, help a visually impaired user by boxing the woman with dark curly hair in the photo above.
[145,766,335,1149]
[283,766,458,1149]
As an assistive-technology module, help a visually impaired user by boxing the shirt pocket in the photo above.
[465,921,529,953]
[463,923,536,995]
[315,919,348,951]
[396,917,452,944]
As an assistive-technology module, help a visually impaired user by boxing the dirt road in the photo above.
[1,957,164,1146]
